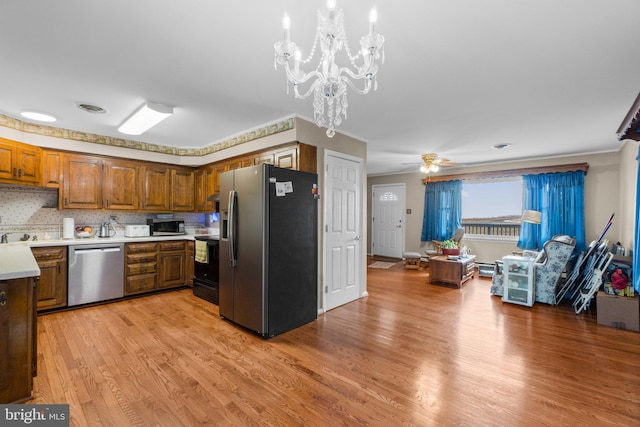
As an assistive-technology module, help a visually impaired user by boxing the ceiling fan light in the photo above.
[420,165,428,174]
[118,101,173,135]
[430,164,440,172]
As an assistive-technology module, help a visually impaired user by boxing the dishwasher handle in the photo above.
[74,247,122,254]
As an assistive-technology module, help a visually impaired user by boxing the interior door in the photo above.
[324,151,363,311]
[371,184,405,258]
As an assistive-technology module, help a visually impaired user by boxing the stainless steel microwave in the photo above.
[147,219,185,235]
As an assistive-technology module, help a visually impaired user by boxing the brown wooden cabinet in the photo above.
[103,159,139,210]
[31,246,67,312]
[41,150,62,188]
[273,146,297,169]
[195,164,224,212]
[171,168,195,211]
[124,242,159,296]
[140,165,171,211]
[61,153,103,209]
[0,138,41,185]
[186,241,194,287]
[0,276,37,403]
[194,168,207,212]
[225,157,254,171]
[125,240,188,295]
[159,240,187,289]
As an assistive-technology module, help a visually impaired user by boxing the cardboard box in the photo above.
[596,291,639,332]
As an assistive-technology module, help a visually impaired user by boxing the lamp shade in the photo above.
[521,210,541,224]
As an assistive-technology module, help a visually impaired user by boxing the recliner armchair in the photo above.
[533,235,576,304]
[491,235,576,304]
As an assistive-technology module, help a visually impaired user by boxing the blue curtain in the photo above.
[634,146,640,293]
[421,180,462,241]
[518,171,586,251]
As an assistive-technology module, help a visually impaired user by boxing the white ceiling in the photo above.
[1,1,639,176]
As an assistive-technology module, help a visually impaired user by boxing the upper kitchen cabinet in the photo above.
[41,150,62,188]
[140,164,171,212]
[0,138,41,185]
[194,168,207,212]
[61,153,103,209]
[225,157,254,171]
[195,164,225,212]
[171,168,195,211]
[255,143,317,173]
[103,159,140,210]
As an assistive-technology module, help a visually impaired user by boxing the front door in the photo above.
[324,151,363,311]
[371,184,405,259]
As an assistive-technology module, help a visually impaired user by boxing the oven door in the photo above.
[194,238,220,304]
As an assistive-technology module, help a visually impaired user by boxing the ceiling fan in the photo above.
[418,153,459,174]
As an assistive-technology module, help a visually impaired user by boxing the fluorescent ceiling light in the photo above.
[21,110,56,122]
[118,101,173,135]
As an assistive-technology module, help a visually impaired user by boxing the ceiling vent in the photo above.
[75,102,107,114]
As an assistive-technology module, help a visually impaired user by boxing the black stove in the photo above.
[193,235,219,304]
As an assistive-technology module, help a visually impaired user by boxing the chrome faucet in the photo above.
[1,234,7,244]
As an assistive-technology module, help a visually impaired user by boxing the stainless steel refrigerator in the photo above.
[219,164,318,337]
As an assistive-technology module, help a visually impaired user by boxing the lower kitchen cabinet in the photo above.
[125,242,159,296]
[159,241,186,289]
[0,276,37,403]
[31,246,67,312]
[125,240,188,296]
[186,241,194,287]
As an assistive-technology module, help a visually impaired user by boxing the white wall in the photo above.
[367,149,637,264]
[294,118,369,307]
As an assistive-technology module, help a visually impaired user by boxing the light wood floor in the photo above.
[32,262,640,426]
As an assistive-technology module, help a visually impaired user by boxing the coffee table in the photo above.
[429,255,476,288]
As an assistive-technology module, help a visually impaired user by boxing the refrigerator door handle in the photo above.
[228,190,238,267]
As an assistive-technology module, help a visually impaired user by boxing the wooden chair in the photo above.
[425,227,465,262]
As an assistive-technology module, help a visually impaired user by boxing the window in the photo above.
[462,178,522,237]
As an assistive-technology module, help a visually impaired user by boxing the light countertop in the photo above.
[1,234,218,248]
[0,244,40,281]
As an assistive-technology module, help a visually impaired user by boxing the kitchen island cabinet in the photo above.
[0,244,39,404]
[0,276,37,403]
[31,246,67,312]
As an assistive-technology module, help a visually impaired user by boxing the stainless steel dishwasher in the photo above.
[68,242,125,306]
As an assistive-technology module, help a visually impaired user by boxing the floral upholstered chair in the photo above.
[533,235,576,304]
[491,235,576,304]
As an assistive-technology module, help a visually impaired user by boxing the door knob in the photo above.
[355,235,360,241]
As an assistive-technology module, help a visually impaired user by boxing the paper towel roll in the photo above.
[63,217,75,239]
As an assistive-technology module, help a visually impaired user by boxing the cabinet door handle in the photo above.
[58,264,61,274]
[18,168,24,178]
[0,290,6,306]
[13,168,18,177]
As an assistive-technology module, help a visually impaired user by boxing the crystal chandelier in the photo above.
[274,0,384,138]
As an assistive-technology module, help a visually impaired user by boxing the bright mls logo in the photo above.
[1,404,69,426]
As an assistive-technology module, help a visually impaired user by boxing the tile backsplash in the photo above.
[0,184,205,243]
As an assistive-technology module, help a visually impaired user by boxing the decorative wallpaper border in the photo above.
[0,114,295,156]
